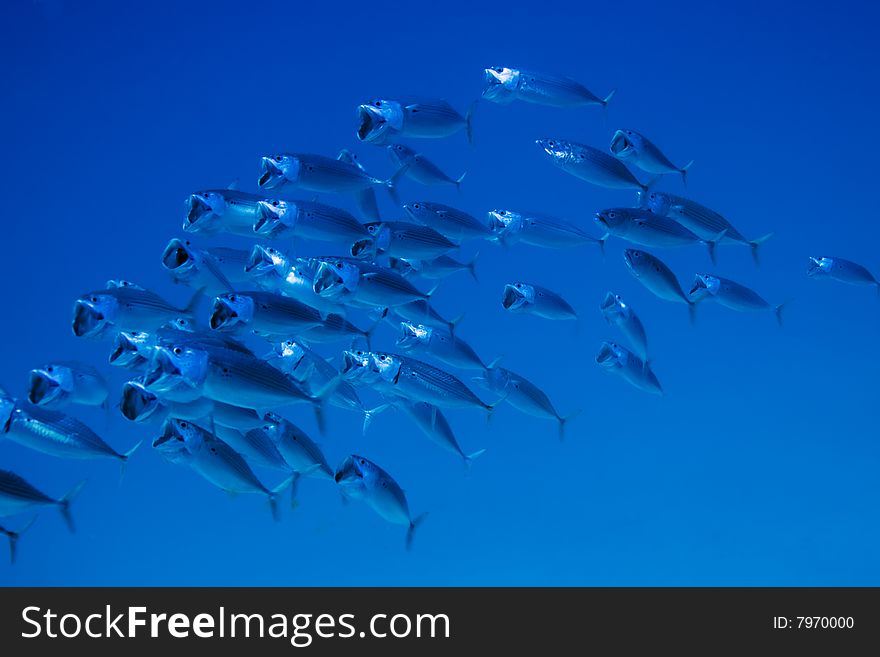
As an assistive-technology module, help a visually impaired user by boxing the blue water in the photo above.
[2,0,879,586]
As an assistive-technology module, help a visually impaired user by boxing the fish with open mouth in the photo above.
[72,282,202,338]
[257,152,403,206]
[152,419,293,521]
[482,66,615,108]
[209,291,325,337]
[0,470,84,534]
[356,97,474,145]
[403,201,493,241]
[387,143,466,189]
[600,292,648,359]
[638,191,772,264]
[27,361,108,408]
[689,274,786,325]
[501,282,577,320]
[610,129,693,184]
[473,363,574,439]
[160,238,235,292]
[253,199,371,244]
[119,379,214,424]
[488,209,605,250]
[0,388,141,463]
[311,257,433,309]
[596,341,662,395]
[623,249,696,322]
[337,149,381,221]
[334,454,427,550]
[595,207,722,263]
[536,138,652,191]
[396,321,487,371]
[807,256,879,291]
[353,221,458,261]
[183,189,270,236]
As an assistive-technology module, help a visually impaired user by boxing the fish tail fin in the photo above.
[597,234,607,260]
[364,314,385,350]
[680,160,694,186]
[749,233,774,266]
[59,480,86,533]
[688,301,697,325]
[363,403,391,435]
[385,163,409,206]
[406,512,429,551]
[774,300,790,327]
[558,409,582,441]
[465,100,478,146]
[455,171,467,192]
[602,89,616,107]
[313,403,328,437]
[463,448,487,474]
[467,251,480,283]
[182,286,207,317]
[118,440,143,482]
[268,473,297,519]
[6,517,36,564]
[706,229,727,265]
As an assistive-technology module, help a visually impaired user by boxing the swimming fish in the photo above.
[209,291,325,336]
[27,361,109,408]
[610,129,693,184]
[0,470,85,533]
[595,207,719,262]
[249,412,333,482]
[807,257,879,291]
[356,97,474,145]
[403,201,493,241]
[353,221,458,260]
[394,400,486,469]
[160,238,235,293]
[536,139,651,191]
[334,454,427,549]
[488,209,604,250]
[184,188,268,236]
[595,341,663,395]
[311,257,432,309]
[119,379,214,424]
[337,149,381,221]
[473,364,572,439]
[244,246,344,317]
[623,249,695,322]
[600,292,648,359]
[396,321,486,371]
[501,282,577,320]
[482,67,614,108]
[387,143,466,189]
[389,255,479,282]
[253,199,371,244]
[689,274,785,325]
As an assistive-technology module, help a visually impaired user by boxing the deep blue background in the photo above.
[1,0,878,585]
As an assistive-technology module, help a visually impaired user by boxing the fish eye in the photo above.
[272,200,279,207]
[626,130,632,135]
[90,296,98,302]
[374,101,381,107]
[179,421,188,429]
[173,347,182,355]
[274,155,282,162]
[548,141,555,146]
[177,319,185,325]
[495,67,503,72]
[609,212,615,218]
[359,458,365,464]
[47,365,53,371]
[229,294,236,301]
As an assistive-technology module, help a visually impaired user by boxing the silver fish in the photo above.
[209,290,324,336]
[244,246,343,317]
[335,454,427,549]
[254,199,371,244]
[357,97,474,145]
[807,256,879,290]
[395,400,485,468]
[160,238,235,293]
[536,138,650,191]
[312,257,431,308]
[387,143,466,189]
[600,292,648,359]
[354,221,457,260]
[396,321,486,371]
[72,283,201,338]
[377,301,461,337]
[595,207,719,262]
[184,188,266,236]
[689,274,785,324]
[483,67,614,108]
[250,412,333,481]
[489,209,604,249]
[389,255,479,282]
[501,282,577,320]
[119,379,214,424]
[337,149,381,221]
[27,361,108,408]
[596,341,662,395]
[213,425,290,473]
[0,470,84,533]
[472,364,572,438]
[623,249,695,322]
[403,201,493,241]
[610,129,693,183]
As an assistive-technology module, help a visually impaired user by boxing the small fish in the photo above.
[119,379,214,424]
[357,97,474,145]
[250,412,333,481]
[689,274,785,324]
[639,191,772,264]
[244,246,343,317]
[257,153,400,204]
[160,238,235,293]
[403,201,493,241]
[337,149,381,221]
[623,249,695,322]
[377,301,461,337]
[387,143,466,189]
[209,291,324,336]
[501,282,577,320]
[610,129,693,184]
[0,391,140,463]
[536,139,650,191]
[396,321,486,371]
[0,518,35,564]
[213,425,290,473]
[253,199,371,244]
[72,283,202,338]
[482,67,614,108]
[395,400,485,468]
[389,255,479,282]
[153,419,293,520]
[27,361,109,408]
[0,470,84,533]
[353,221,457,260]
[489,209,604,250]
[184,189,266,236]
[596,341,662,395]
[335,454,427,549]
[807,257,879,291]
[473,364,572,438]
[595,207,719,262]
[600,292,648,359]
[311,257,431,308]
